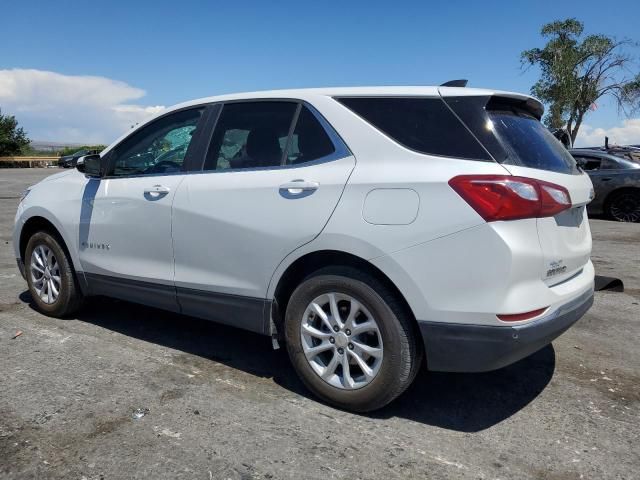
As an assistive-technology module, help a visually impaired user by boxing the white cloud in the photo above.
[574,118,640,147]
[0,69,165,144]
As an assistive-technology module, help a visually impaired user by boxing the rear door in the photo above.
[444,94,594,284]
[172,101,354,332]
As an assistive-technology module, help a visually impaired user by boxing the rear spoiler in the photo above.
[440,79,468,88]
[485,96,544,120]
[439,88,544,120]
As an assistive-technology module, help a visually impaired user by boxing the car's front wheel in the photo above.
[285,267,421,412]
[25,231,83,317]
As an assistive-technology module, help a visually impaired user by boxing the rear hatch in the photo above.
[442,91,594,284]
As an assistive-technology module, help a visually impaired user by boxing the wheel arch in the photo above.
[270,249,419,341]
[20,216,63,260]
[18,214,87,293]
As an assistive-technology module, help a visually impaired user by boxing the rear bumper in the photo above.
[419,288,594,372]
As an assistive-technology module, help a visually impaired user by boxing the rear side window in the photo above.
[204,102,297,170]
[335,97,490,160]
[285,106,335,165]
[599,158,623,170]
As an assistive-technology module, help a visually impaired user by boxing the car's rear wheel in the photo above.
[606,190,640,222]
[25,231,83,317]
[285,267,421,412]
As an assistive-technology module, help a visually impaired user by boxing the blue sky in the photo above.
[1,0,639,145]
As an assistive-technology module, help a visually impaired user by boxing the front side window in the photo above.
[109,108,203,176]
[204,102,297,171]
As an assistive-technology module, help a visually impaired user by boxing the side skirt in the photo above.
[82,273,269,335]
[177,287,268,335]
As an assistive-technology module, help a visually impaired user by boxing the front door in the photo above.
[78,107,206,311]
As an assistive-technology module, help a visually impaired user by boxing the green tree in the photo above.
[522,18,640,144]
[0,108,30,156]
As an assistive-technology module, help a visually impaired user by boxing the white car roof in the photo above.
[172,86,537,110]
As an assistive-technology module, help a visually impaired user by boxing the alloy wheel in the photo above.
[30,244,61,304]
[300,292,383,390]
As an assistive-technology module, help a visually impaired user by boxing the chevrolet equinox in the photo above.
[14,86,595,412]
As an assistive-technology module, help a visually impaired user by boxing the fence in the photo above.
[0,156,59,168]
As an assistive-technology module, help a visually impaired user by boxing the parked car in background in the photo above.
[15,86,595,411]
[577,138,640,163]
[570,149,640,222]
[58,149,101,168]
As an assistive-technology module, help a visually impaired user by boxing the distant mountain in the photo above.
[29,140,86,152]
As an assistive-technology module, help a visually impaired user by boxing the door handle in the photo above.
[144,185,171,194]
[600,177,612,182]
[279,180,319,194]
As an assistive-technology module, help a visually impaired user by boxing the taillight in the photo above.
[448,175,571,221]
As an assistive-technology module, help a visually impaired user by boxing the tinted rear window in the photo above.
[444,96,579,174]
[489,108,578,174]
[285,106,335,165]
[203,102,297,170]
[336,97,490,160]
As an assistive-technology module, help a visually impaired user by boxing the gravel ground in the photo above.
[1,168,639,480]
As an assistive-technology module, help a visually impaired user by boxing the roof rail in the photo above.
[440,79,468,87]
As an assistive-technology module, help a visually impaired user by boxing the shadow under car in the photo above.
[21,291,555,432]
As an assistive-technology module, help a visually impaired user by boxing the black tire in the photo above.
[285,266,422,412]
[605,190,640,222]
[25,231,83,317]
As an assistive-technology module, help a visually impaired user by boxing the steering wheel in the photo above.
[145,160,182,174]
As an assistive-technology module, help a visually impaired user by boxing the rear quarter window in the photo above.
[335,97,490,161]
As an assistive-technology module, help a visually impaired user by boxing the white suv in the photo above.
[14,86,595,412]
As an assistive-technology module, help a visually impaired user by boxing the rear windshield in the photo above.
[443,96,579,175]
[489,108,578,174]
[335,97,490,161]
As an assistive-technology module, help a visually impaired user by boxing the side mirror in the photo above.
[76,154,102,177]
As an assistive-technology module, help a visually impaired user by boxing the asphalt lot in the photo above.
[1,168,639,480]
